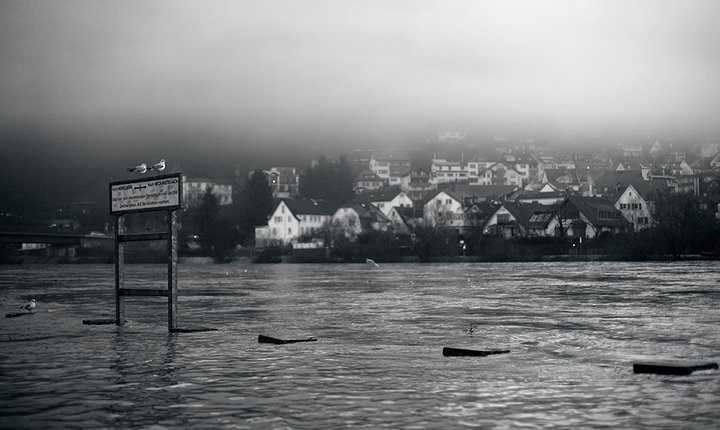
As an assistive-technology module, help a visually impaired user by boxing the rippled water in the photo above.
[1,262,719,429]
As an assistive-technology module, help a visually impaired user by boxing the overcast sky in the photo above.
[1,0,719,145]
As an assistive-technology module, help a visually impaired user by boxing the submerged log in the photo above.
[633,361,718,375]
[443,347,511,357]
[170,327,218,333]
[258,334,317,344]
[82,319,118,325]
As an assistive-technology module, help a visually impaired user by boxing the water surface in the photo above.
[1,262,719,429]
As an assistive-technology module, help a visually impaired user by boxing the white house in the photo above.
[256,199,340,246]
[422,190,465,228]
[369,151,411,183]
[357,189,413,216]
[612,184,657,231]
[353,169,386,194]
[430,159,467,184]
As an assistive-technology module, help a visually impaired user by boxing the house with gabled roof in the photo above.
[353,169,386,194]
[255,198,341,246]
[443,184,519,204]
[399,168,435,201]
[386,206,417,234]
[356,188,413,216]
[556,196,630,238]
[430,158,467,184]
[515,189,568,205]
[616,162,651,179]
[421,189,466,229]
[609,183,663,231]
[264,167,300,198]
[332,202,391,238]
[369,151,411,184]
[590,170,646,197]
[483,201,560,238]
[472,163,524,187]
[542,169,581,191]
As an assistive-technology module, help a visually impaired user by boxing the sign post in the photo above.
[109,173,183,332]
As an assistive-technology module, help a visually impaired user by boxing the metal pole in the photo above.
[115,215,125,326]
[167,210,178,331]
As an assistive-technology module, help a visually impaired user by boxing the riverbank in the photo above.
[1,251,715,265]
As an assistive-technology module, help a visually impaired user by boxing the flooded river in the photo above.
[1,262,719,429]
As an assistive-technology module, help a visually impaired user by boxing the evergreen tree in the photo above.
[196,187,220,251]
[236,170,275,244]
[300,155,354,201]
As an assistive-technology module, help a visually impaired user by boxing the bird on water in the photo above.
[365,258,379,267]
[463,323,475,333]
[20,299,36,312]
[127,163,147,174]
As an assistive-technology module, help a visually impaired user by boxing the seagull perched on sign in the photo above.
[150,159,166,172]
[20,299,36,312]
[127,163,147,174]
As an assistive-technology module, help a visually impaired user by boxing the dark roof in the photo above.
[341,202,390,229]
[543,169,580,185]
[444,184,519,199]
[354,170,383,182]
[356,188,405,202]
[565,196,629,227]
[277,199,341,217]
[592,170,645,191]
[609,181,668,203]
[390,206,421,228]
[517,190,569,201]
[499,201,560,229]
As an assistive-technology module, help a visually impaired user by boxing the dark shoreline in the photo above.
[1,254,715,265]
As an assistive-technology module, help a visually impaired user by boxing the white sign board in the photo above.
[110,173,183,214]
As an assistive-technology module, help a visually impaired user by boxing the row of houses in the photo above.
[253,175,673,246]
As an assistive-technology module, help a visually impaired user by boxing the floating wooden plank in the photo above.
[5,312,31,318]
[633,361,718,376]
[170,327,218,333]
[443,347,511,357]
[117,232,169,242]
[119,288,169,297]
[258,334,317,344]
[82,319,119,325]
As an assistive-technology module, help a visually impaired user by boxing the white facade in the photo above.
[266,201,300,244]
[371,192,414,216]
[614,185,653,231]
[264,201,333,244]
[423,191,464,228]
[430,159,467,184]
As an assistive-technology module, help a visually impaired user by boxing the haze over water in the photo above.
[1,261,719,429]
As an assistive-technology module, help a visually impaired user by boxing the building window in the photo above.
[446,199,452,204]
[288,228,292,234]
[274,216,282,222]
[272,227,277,235]
[498,213,511,223]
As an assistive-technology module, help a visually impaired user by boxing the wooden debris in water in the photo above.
[633,361,718,375]
[258,334,317,344]
[442,347,511,357]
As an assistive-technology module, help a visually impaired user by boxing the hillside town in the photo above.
[185,134,720,261]
[3,134,720,262]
